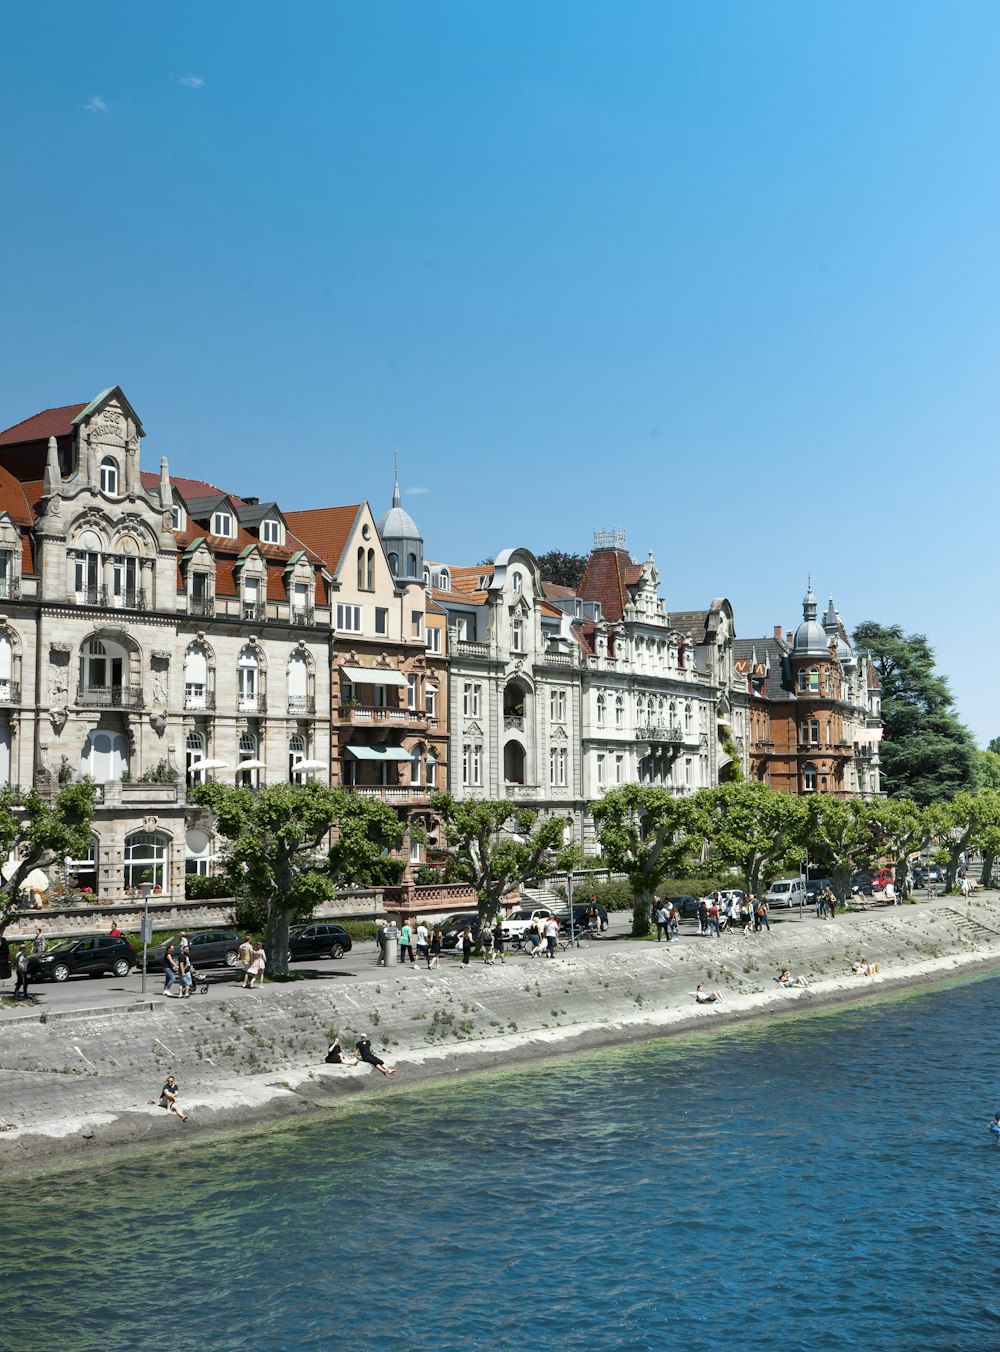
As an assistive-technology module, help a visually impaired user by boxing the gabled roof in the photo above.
[0,403,88,447]
[283,505,362,575]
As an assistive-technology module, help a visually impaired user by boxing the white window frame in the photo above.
[261,517,283,546]
[212,510,235,538]
[336,604,362,633]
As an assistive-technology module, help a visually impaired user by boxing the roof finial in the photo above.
[391,449,401,509]
[44,435,61,496]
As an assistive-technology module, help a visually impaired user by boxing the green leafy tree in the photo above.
[0,782,96,933]
[326,793,406,888]
[988,737,1000,756]
[535,550,589,590]
[429,793,573,933]
[592,785,702,936]
[190,782,399,975]
[973,790,1000,887]
[865,795,934,893]
[935,792,981,892]
[805,795,883,902]
[853,621,978,804]
[700,783,807,895]
[975,750,1000,792]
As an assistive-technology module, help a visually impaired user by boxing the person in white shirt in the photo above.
[544,916,559,959]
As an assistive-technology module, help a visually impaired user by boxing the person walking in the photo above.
[428,926,442,969]
[654,902,669,942]
[399,920,415,966]
[481,922,495,965]
[32,927,46,955]
[13,944,29,999]
[544,915,559,959]
[237,935,253,979]
[415,922,430,965]
[375,921,388,967]
[177,949,193,998]
[460,926,473,966]
[697,898,709,936]
[708,900,721,939]
[756,896,770,932]
[162,943,178,997]
[493,918,505,964]
[248,942,266,988]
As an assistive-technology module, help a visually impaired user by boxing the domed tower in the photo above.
[377,458,424,585]
[790,581,849,795]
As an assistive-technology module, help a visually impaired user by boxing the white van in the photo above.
[764,879,807,909]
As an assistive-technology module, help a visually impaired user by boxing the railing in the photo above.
[635,724,683,744]
[291,608,315,627]
[0,577,21,600]
[76,684,144,709]
[855,745,875,759]
[184,689,215,710]
[454,639,490,658]
[76,586,107,606]
[188,596,215,617]
[541,650,576,666]
[288,695,316,715]
[343,785,431,804]
[237,694,267,714]
[341,705,427,726]
[504,714,524,732]
[111,588,147,611]
[0,680,21,704]
[504,784,540,800]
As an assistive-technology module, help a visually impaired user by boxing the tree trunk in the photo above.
[266,902,292,977]
[631,884,652,936]
[981,852,995,888]
[832,866,851,907]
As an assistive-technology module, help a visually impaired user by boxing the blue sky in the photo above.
[2,2,998,740]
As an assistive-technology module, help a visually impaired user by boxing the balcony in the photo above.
[184,689,216,711]
[454,639,490,659]
[76,586,108,607]
[541,649,576,667]
[242,602,263,622]
[0,577,21,600]
[0,680,20,704]
[504,714,524,733]
[288,695,316,715]
[111,588,147,612]
[237,694,267,714]
[341,704,428,728]
[188,596,215,618]
[855,745,875,759]
[291,607,315,627]
[343,784,431,804]
[504,784,540,801]
[76,684,144,709]
[635,724,683,745]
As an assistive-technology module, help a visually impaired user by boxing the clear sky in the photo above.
[2,3,998,740]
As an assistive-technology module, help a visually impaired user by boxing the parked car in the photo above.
[668,894,701,919]
[27,934,136,983]
[805,878,833,903]
[501,907,559,941]
[0,934,10,979]
[913,866,945,887]
[287,923,353,962]
[851,874,875,897]
[871,868,895,891]
[764,879,808,909]
[554,901,609,932]
[439,913,481,949]
[146,929,242,972]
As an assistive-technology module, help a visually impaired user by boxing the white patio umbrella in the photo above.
[235,759,268,771]
[294,760,327,773]
[1,863,49,893]
[196,759,230,771]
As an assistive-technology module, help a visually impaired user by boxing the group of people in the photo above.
[325,1034,395,1075]
[377,920,445,969]
[694,893,770,938]
[852,957,880,977]
[814,886,839,918]
[237,936,267,989]
[161,937,200,998]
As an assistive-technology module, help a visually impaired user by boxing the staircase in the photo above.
[939,907,1000,946]
[519,885,566,911]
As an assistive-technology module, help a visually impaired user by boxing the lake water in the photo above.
[9,976,1000,1351]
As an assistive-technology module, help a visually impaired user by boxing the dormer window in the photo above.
[212,510,234,538]
[99,457,119,495]
[261,518,282,546]
[512,571,522,595]
[439,568,450,590]
[171,503,185,531]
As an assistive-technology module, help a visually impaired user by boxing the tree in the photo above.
[0,783,96,934]
[973,791,1000,887]
[534,550,588,590]
[592,785,702,936]
[190,782,401,975]
[853,622,978,804]
[428,793,572,932]
[805,796,883,902]
[865,795,934,893]
[988,737,1000,756]
[326,793,407,888]
[936,792,977,892]
[700,783,807,896]
[976,750,1000,792]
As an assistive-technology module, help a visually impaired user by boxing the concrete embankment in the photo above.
[2,894,999,1174]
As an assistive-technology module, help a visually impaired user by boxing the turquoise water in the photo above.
[9,977,1000,1351]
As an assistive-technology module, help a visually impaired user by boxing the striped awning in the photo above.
[340,665,407,688]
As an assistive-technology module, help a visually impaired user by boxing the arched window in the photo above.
[238,647,260,712]
[367,549,375,590]
[411,745,423,786]
[99,457,118,495]
[185,730,205,786]
[427,749,439,788]
[184,644,209,709]
[669,700,677,729]
[125,831,169,890]
[646,696,655,719]
[287,652,308,713]
[237,731,258,787]
[407,552,417,577]
[596,692,606,726]
[357,546,365,589]
[81,731,128,783]
[803,763,817,792]
[440,569,450,590]
[797,670,807,692]
[615,695,624,728]
[289,733,305,782]
[684,702,692,731]
[388,552,399,576]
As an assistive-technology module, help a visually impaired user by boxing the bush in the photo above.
[336,920,379,942]
[571,879,634,912]
[657,877,739,898]
[185,875,234,900]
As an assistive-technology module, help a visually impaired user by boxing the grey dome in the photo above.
[792,584,829,656]
[377,459,424,583]
[377,502,421,541]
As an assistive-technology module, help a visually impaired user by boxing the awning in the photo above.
[341,665,407,688]
[344,744,413,761]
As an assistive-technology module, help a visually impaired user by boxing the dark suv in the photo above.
[27,934,136,982]
[288,923,353,962]
[146,929,242,972]
[556,902,609,932]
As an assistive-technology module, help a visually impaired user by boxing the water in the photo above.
[8,976,1000,1351]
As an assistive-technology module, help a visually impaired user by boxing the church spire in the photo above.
[392,449,401,508]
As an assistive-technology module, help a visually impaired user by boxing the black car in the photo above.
[556,902,609,933]
[0,935,10,979]
[288,923,353,962]
[146,929,242,972]
[851,874,875,897]
[27,934,136,982]
[806,878,833,903]
[667,894,700,919]
[439,913,480,949]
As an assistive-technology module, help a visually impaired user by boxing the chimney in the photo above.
[773,625,783,640]
[786,631,793,645]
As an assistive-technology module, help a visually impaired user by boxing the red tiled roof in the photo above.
[0,467,35,527]
[284,506,361,574]
[542,581,577,600]
[0,403,87,447]
[578,548,632,623]
[539,599,564,618]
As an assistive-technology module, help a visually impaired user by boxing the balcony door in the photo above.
[81,730,128,783]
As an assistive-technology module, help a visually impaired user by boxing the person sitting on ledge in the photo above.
[355,1035,395,1076]
[148,1074,188,1121]
[777,969,809,988]
[694,984,723,1004]
[852,958,880,976]
[324,1037,358,1066]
